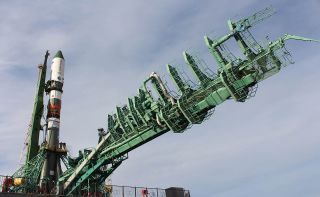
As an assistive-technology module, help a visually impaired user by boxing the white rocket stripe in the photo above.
[49,90,62,99]
[50,58,65,83]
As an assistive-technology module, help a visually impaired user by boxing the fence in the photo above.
[105,185,190,197]
[1,175,190,197]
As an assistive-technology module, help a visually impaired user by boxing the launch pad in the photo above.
[0,6,319,197]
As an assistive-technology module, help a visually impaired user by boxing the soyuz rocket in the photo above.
[39,51,65,191]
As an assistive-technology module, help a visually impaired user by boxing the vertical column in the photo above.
[40,51,65,193]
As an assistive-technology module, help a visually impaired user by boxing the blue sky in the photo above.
[0,0,320,196]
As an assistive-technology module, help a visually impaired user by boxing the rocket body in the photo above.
[40,51,64,192]
[47,50,64,150]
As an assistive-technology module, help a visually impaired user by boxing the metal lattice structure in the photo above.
[25,51,49,163]
[11,149,46,193]
[8,6,319,196]
[57,7,319,195]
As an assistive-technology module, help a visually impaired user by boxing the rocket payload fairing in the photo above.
[40,51,65,191]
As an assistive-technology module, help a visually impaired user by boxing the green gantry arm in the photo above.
[53,8,319,196]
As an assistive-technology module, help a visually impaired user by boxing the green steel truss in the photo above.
[10,7,319,196]
[25,51,49,162]
[59,7,319,195]
[12,149,46,193]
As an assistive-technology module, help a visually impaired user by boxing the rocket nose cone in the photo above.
[54,50,64,59]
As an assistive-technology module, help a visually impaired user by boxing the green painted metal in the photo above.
[54,50,64,59]
[9,7,319,196]
[59,7,319,195]
[12,149,46,193]
[26,51,49,163]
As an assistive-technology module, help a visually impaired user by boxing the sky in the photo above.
[0,0,320,196]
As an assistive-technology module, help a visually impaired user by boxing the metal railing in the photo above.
[1,175,190,197]
[82,185,191,197]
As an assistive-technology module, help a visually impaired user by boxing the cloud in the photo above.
[0,0,319,196]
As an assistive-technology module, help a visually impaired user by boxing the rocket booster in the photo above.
[40,51,65,191]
